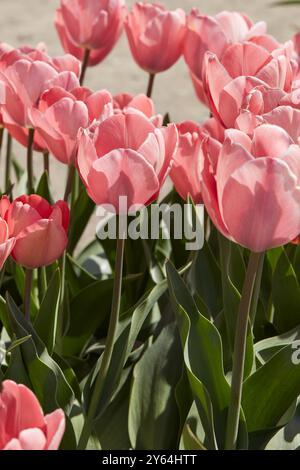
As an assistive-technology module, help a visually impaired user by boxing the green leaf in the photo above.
[272,248,300,332]
[94,371,132,450]
[190,241,222,318]
[128,323,183,450]
[68,186,95,254]
[62,278,114,357]
[181,423,207,450]
[167,261,239,449]
[36,171,53,203]
[4,294,74,412]
[34,269,61,354]
[242,344,300,432]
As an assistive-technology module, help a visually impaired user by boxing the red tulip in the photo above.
[125,2,186,74]
[170,118,225,203]
[55,0,125,66]
[77,113,178,212]
[201,125,300,252]
[1,195,69,268]
[0,380,65,450]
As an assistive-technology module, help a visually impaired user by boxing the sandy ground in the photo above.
[0,0,300,250]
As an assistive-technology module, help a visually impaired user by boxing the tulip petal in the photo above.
[87,148,159,210]
[45,409,65,451]
[252,124,293,157]
[222,157,300,252]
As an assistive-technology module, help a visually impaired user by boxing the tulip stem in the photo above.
[43,151,50,175]
[64,165,75,202]
[38,266,47,304]
[78,221,125,449]
[27,128,35,194]
[0,127,4,160]
[80,48,90,86]
[146,73,155,98]
[225,251,264,450]
[4,132,12,193]
[24,268,33,323]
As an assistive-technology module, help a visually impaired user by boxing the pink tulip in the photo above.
[55,0,125,66]
[1,195,69,268]
[0,56,80,150]
[263,105,300,144]
[29,86,113,165]
[77,113,178,211]
[0,198,15,269]
[204,51,285,132]
[201,125,300,252]
[125,2,186,74]
[113,92,162,125]
[0,380,65,450]
[170,118,225,203]
[184,8,279,104]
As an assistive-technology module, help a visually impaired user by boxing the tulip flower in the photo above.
[184,8,280,104]
[125,2,186,75]
[55,0,125,68]
[77,113,178,212]
[201,125,300,252]
[0,57,80,150]
[1,195,69,268]
[204,51,286,133]
[0,380,65,450]
[0,216,15,270]
[170,118,225,203]
[28,86,113,165]
[113,92,162,125]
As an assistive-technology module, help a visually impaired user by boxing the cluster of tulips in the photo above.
[1,0,300,452]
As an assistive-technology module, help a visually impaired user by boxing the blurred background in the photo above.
[0,0,299,246]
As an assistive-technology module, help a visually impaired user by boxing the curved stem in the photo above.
[146,73,155,98]
[43,151,49,175]
[4,132,12,193]
[24,268,33,323]
[64,165,75,202]
[0,127,4,161]
[27,128,35,194]
[78,225,125,449]
[80,48,90,86]
[225,251,263,450]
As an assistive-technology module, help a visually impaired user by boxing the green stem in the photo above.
[80,48,90,86]
[27,128,35,194]
[24,268,33,323]
[250,253,265,326]
[78,225,125,449]
[0,127,4,160]
[0,262,6,293]
[146,73,155,98]
[43,151,49,175]
[225,251,264,450]
[64,165,75,202]
[4,132,12,193]
[38,266,47,304]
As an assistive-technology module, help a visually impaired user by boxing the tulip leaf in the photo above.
[34,269,61,354]
[128,323,183,450]
[36,171,53,203]
[62,277,114,357]
[3,293,74,412]
[272,248,300,332]
[166,261,247,449]
[242,343,300,432]
[68,185,95,254]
